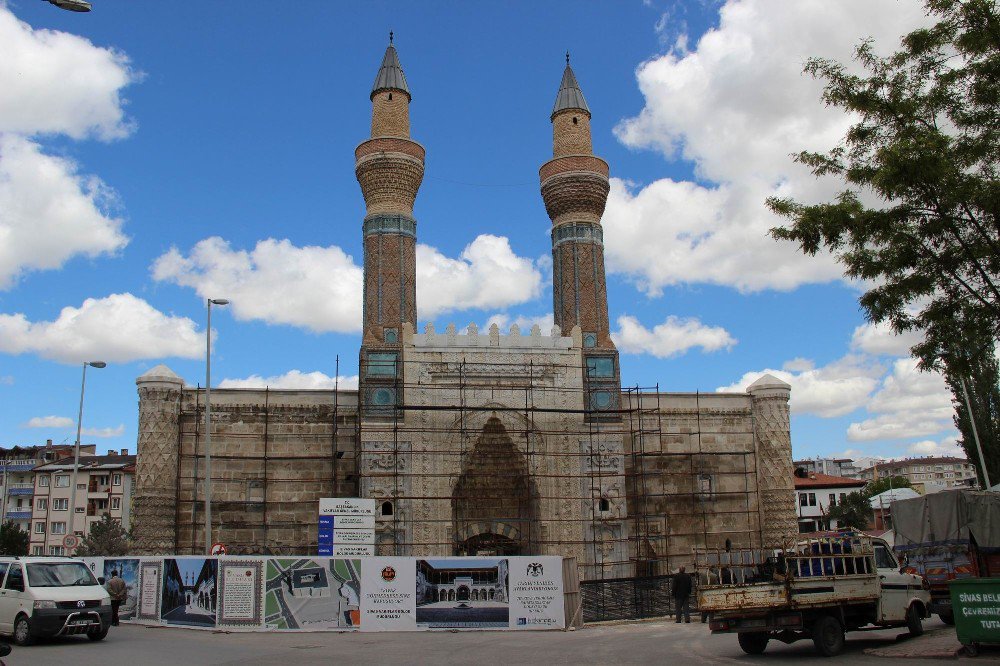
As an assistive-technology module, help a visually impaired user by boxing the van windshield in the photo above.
[26,562,97,588]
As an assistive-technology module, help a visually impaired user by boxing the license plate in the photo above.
[70,620,92,626]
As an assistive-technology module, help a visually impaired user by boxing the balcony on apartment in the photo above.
[4,511,31,521]
[7,483,34,496]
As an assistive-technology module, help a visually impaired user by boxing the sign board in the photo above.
[211,543,227,556]
[63,534,80,549]
[319,498,376,556]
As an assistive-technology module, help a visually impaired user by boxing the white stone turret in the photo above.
[748,374,796,546]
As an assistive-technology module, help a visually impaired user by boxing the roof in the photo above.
[794,472,866,489]
[34,454,136,472]
[371,43,410,100]
[869,487,920,508]
[552,62,589,118]
[870,456,969,471]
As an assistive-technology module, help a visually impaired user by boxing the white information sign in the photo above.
[507,557,565,630]
[319,498,377,516]
[360,557,417,631]
[331,544,376,556]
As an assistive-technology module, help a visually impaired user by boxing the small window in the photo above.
[590,390,613,410]
[112,497,121,510]
[583,332,598,349]
[113,474,122,486]
[55,475,69,488]
[372,387,395,406]
[381,501,394,517]
[51,522,66,535]
[829,493,836,507]
[585,356,614,378]
[39,476,50,488]
[388,92,393,101]
[572,116,578,125]
[5,565,23,592]
[53,498,68,511]
[598,498,610,512]
[367,352,398,377]
[383,328,399,344]
[36,498,47,511]
[31,546,42,556]
[48,546,65,556]
[808,493,817,507]
[34,522,45,534]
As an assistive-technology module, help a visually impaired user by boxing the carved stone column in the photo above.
[748,374,797,546]
[131,365,184,554]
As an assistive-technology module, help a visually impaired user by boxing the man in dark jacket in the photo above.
[672,566,693,623]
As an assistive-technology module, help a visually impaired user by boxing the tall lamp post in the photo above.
[69,361,106,549]
[204,298,229,554]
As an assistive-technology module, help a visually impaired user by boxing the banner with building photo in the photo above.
[161,557,218,627]
[415,558,510,629]
[360,557,417,631]
[103,558,141,621]
[217,559,264,629]
[264,558,361,630]
[507,556,565,630]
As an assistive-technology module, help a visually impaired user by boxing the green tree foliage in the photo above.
[863,475,913,498]
[828,492,874,531]
[74,514,131,557]
[768,0,1000,483]
[0,521,29,556]
[947,354,1000,486]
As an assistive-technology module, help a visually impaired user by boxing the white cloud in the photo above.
[0,293,204,363]
[152,235,542,333]
[850,321,924,357]
[606,0,931,293]
[847,358,954,441]
[23,415,73,428]
[483,313,555,334]
[908,436,964,458]
[417,235,542,317]
[613,314,736,359]
[81,424,125,438]
[0,135,128,289]
[0,6,137,140]
[718,354,883,418]
[0,375,12,385]
[783,358,814,372]
[0,7,137,289]
[219,370,359,391]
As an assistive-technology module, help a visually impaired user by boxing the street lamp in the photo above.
[68,361,106,549]
[44,0,92,12]
[204,298,229,554]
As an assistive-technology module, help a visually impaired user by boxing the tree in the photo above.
[863,475,913,498]
[768,0,1000,482]
[0,521,29,556]
[74,514,131,557]
[946,353,1000,487]
[828,492,874,531]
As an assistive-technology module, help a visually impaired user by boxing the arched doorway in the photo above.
[457,586,470,601]
[452,417,540,555]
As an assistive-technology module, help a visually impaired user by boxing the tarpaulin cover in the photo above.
[893,491,1000,549]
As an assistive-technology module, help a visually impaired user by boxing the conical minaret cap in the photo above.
[551,59,590,119]
[371,40,411,101]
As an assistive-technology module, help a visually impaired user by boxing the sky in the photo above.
[0,0,962,465]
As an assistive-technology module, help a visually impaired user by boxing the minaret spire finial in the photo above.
[389,30,394,45]
[566,50,570,65]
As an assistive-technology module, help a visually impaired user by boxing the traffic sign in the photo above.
[62,534,79,549]
[210,542,227,555]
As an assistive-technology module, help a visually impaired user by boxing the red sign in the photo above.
[210,543,227,556]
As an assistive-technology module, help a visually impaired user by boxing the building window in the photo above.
[808,493,816,507]
[31,546,42,556]
[52,498,68,511]
[585,356,615,378]
[367,352,398,377]
[829,493,837,507]
[34,522,45,534]
[383,327,399,344]
[48,546,65,556]
[77,483,86,490]
[39,475,50,488]
[381,500,394,517]
[36,498,47,511]
[583,332,597,348]
[55,475,69,488]
[111,497,121,510]
[840,493,847,503]
[51,522,66,535]
[113,474,122,486]
[599,497,611,512]
[799,493,808,507]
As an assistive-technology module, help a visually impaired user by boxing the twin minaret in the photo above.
[357,41,618,413]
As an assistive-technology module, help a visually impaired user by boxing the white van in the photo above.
[0,557,112,645]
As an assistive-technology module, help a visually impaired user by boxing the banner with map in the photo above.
[81,555,563,632]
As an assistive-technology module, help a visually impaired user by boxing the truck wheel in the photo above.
[738,632,769,655]
[13,614,34,646]
[906,604,924,636]
[812,615,845,657]
[939,610,955,626]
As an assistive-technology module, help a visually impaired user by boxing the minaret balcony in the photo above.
[355,136,425,163]
[539,154,608,184]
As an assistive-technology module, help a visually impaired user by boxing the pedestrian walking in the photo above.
[672,565,693,623]
[106,570,128,626]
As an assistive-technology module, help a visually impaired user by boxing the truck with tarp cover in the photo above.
[892,490,1000,625]
[695,534,930,657]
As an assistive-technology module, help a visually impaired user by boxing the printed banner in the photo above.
[104,558,141,621]
[138,560,163,621]
[264,558,361,631]
[161,557,218,627]
[507,557,565,630]
[360,557,417,631]
[416,558,510,629]
[218,559,264,628]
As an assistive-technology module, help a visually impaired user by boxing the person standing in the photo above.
[106,570,128,626]
[672,566,693,623]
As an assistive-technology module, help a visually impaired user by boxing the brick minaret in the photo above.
[356,35,424,346]
[540,55,619,415]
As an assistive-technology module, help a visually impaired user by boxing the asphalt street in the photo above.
[6,617,993,665]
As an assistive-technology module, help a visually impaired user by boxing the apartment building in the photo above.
[793,471,866,533]
[856,456,979,493]
[792,457,861,479]
[29,451,135,556]
[0,442,90,533]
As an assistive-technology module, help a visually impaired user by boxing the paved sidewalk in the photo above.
[863,624,1000,660]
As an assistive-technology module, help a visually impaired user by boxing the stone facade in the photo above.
[129,44,797,577]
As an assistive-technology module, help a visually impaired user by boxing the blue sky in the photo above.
[0,1,960,465]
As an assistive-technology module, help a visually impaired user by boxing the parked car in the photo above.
[0,557,112,645]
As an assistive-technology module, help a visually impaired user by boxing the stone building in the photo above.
[130,40,797,578]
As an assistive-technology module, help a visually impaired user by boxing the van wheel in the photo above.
[738,631,769,655]
[13,615,33,646]
[812,615,845,657]
[906,604,924,636]
[87,624,109,641]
